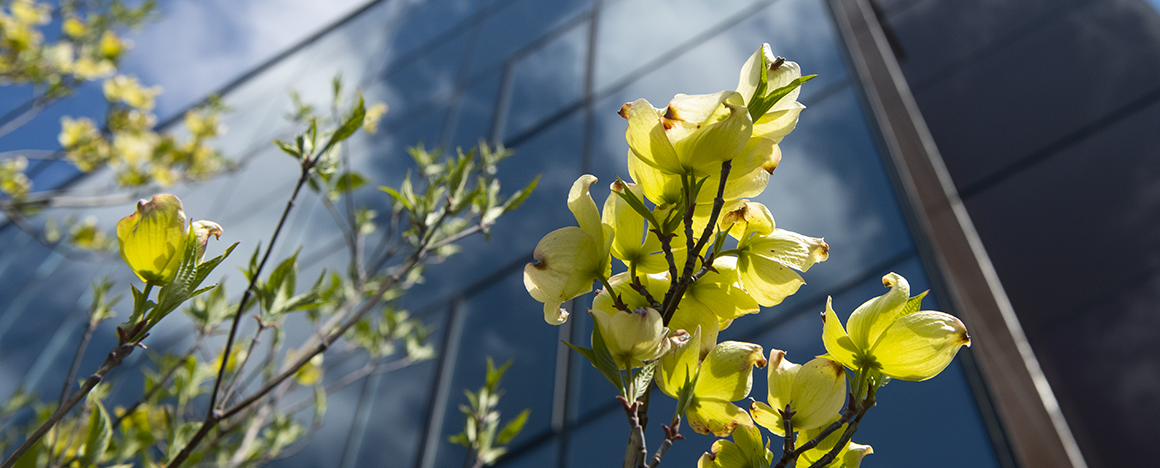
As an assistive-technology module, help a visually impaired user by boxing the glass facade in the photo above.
[0,0,1012,466]
[876,0,1160,466]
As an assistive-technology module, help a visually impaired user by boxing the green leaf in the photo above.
[749,75,816,120]
[380,185,413,212]
[335,171,366,193]
[267,250,301,300]
[274,139,301,159]
[563,341,625,397]
[495,408,530,445]
[485,357,513,391]
[320,92,366,155]
[80,398,113,467]
[500,174,540,214]
[11,439,42,468]
[674,364,700,417]
[901,290,929,318]
[631,361,657,402]
[613,175,659,227]
[193,241,239,292]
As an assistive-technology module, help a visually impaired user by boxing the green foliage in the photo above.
[450,358,531,467]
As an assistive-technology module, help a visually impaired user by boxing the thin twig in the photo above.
[803,387,876,468]
[58,315,100,407]
[111,339,203,428]
[220,318,269,407]
[207,156,316,417]
[629,276,661,310]
[281,356,413,415]
[1,344,136,468]
[617,396,648,468]
[166,203,468,467]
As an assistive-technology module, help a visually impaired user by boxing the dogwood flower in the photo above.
[751,350,846,436]
[697,424,773,468]
[620,91,779,206]
[729,201,829,307]
[657,327,767,436]
[737,43,807,144]
[821,273,971,381]
[589,306,671,369]
[116,194,221,285]
[524,175,613,325]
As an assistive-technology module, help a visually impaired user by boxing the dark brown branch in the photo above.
[805,387,875,468]
[659,161,732,325]
[629,276,662,310]
[774,405,797,468]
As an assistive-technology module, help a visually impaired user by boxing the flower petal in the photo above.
[872,311,971,381]
[736,243,810,308]
[567,174,603,244]
[684,257,760,327]
[846,273,909,354]
[687,397,753,437]
[669,295,721,357]
[523,227,600,323]
[736,44,775,105]
[750,400,786,437]
[742,229,829,272]
[668,92,752,172]
[603,181,669,273]
[821,297,862,372]
[790,358,847,431]
[766,349,798,423]
[620,99,682,174]
[658,326,702,398]
[695,341,765,402]
[627,149,683,206]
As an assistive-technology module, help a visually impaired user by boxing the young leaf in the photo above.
[901,290,929,318]
[380,186,414,212]
[613,175,660,227]
[495,408,530,445]
[319,92,366,155]
[674,364,700,417]
[563,341,625,397]
[632,361,657,402]
[80,398,113,467]
[500,174,541,214]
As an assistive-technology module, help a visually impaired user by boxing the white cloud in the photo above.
[120,0,369,115]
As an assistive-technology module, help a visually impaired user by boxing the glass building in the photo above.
[3,0,1156,466]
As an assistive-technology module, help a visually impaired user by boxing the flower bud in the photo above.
[116,194,221,285]
[590,306,671,369]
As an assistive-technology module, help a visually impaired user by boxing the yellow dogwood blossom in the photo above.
[524,175,613,324]
[728,201,829,307]
[821,273,971,381]
[589,306,670,369]
[657,328,766,436]
[697,424,773,468]
[737,43,807,144]
[116,194,222,285]
[750,350,846,436]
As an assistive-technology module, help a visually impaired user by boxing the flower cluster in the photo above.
[524,43,973,467]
